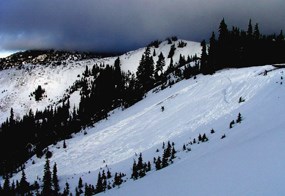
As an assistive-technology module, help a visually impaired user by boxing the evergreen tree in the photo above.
[83,65,90,77]
[114,173,122,186]
[137,153,143,170]
[178,54,186,67]
[34,85,45,101]
[277,30,284,42]
[183,144,186,151]
[96,172,104,193]
[208,32,217,73]
[131,160,138,180]
[230,120,235,129]
[155,52,165,80]
[114,57,123,102]
[168,44,176,59]
[198,134,202,142]
[155,156,162,170]
[62,182,70,196]
[247,19,253,37]
[202,133,208,142]
[77,177,83,194]
[33,181,40,195]
[236,113,242,123]
[3,176,10,195]
[147,161,151,172]
[42,157,53,196]
[254,23,260,40]
[9,108,15,125]
[200,40,208,74]
[218,18,228,42]
[52,163,60,195]
[171,146,176,159]
[84,183,94,196]
[136,47,155,92]
[63,140,67,148]
[107,169,112,179]
[19,170,30,195]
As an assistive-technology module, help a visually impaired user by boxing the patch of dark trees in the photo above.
[200,18,285,75]
[0,49,122,70]
[0,109,244,195]
[0,18,283,178]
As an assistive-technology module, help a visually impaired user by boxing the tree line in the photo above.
[200,18,285,74]
[0,18,284,177]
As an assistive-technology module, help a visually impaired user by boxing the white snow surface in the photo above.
[0,39,200,124]
[1,40,285,195]
[3,64,285,195]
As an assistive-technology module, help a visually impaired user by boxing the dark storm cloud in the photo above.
[1,0,285,52]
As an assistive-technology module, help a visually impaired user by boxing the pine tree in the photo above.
[254,23,260,40]
[114,173,122,186]
[34,85,45,101]
[198,134,202,142]
[96,172,104,193]
[147,161,151,172]
[131,161,138,180]
[3,176,10,195]
[202,133,208,142]
[136,47,155,92]
[107,169,112,179]
[155,156,162,170]
[9,108,15,125]
[137,153,144,170]
[155,52,165,80]
[277,30,284,42]
[236,113,242,123]
[52,163,59,195]
[33,181,40,196]
[42,157,53,196]
[168,44,176,58]
[230,120,235,129]
[84,183,93,196]
[62,182,70,196]
[114,57,123,104]
[218,18,228,42]
[162,152,168,168]
[83,65,90,77]
[77,177,83,194]
[171,146,176,159]
[208,32,216,74]
[247,19,253,37]
[200,40,208,74]
[19,170,30,195]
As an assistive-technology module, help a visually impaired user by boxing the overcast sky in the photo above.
[1,0,285,54]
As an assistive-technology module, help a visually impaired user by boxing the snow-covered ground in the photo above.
[1,39,285,195]
[0,39,200,124]
[3,64,285,195]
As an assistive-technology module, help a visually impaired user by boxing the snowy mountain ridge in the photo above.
[1,38,285,195]
[0,39,201,124]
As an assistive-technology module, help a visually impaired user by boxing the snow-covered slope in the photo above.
[5,65,285,195]
[0,39,200,124]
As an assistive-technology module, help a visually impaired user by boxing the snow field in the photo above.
[6,65,285,196]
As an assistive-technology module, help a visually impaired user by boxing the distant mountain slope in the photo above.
[0,39,201,124]
[5,65,285,195]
